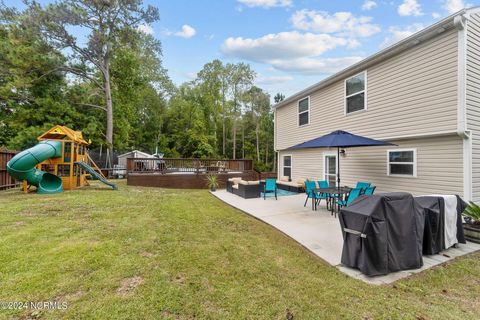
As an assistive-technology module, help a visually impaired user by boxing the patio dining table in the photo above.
[313,186,351,215]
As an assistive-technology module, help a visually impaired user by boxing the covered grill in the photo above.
[415,195,466,255]
[339,193,424,276]
[415,196,445,255]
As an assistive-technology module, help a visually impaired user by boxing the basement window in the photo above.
[387,149,416,177]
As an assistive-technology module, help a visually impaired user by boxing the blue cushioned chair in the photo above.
[264,178,277,200]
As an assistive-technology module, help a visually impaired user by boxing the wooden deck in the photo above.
[126,158,258,189]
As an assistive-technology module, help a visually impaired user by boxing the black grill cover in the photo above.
[339,193,424,276]
[415,196,445,255]
[414,195,466,254]
[455,195,467,245]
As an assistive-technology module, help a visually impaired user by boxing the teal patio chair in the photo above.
[264,178,277,200]
[356,181,371,194]
[364,186,376,195]
[304,180,317,209]
[316,180,329,206]
[317,180,329,188]
[337,187,362,209]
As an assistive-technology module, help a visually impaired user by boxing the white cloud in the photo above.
[398,0,423,16]
[256,75,293,85]
[432,12,441,18]
[362,0,377,11]
[222,31,350,62]
[175,25,196,38]
[269,57,364,74]
[380,23,425,48]
[222,31,363,74]
[442,0,469,14]
[237,0,292,8]
[137,24,154,35]
[290,10,380,38]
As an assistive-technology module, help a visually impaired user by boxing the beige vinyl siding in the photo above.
[275,28,458,151]
[467,12,480,202]
[279,149,323,182]
[279,135,463,197]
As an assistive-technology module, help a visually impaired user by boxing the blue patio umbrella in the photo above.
[288,130,396,189]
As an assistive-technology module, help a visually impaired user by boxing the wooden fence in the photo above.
[0,150,18,190]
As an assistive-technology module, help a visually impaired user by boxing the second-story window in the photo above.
[298,97,309,126]
[345,71,366,114]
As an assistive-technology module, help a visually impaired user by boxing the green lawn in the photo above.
[0,181,479,319]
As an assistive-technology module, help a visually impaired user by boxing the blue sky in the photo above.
[5,0,480,97]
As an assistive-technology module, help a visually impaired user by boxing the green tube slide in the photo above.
[7,140,63,194]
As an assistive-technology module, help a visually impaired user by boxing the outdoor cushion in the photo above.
[279,176,289,182]
[248,181,260,185]
[238,180,249,185]
[231,177,242,184]
[296,179,306,185]
[278,181,302,187]
[232,184,239,189]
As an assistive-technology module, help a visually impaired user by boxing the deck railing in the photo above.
[126,158,253,174]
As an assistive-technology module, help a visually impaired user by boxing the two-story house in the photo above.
[274,8,480,202]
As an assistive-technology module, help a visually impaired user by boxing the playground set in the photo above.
[6,125,117,194]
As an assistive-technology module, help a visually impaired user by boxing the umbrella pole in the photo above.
[336,147,341,216]
[337,147,340,191]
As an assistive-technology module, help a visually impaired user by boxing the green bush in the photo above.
[464,201,480,224]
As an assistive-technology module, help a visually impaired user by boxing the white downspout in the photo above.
[455,14,472,201]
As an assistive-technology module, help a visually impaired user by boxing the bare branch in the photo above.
[74,103,107,112]
[61,66,104,90]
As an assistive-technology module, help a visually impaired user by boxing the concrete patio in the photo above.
[212,190,480,285]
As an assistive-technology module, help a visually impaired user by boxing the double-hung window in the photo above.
[345,71,366,114]
[387,149,416,177]
[298,97,309,126]
[283,155,292,179]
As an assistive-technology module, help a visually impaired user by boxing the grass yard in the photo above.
[0,181,479,319]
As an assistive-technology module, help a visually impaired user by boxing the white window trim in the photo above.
[297,96,310,127]
[323,152,337,186]
[387,148,417,178]
[282,154,292,180]
[344,70,368,116]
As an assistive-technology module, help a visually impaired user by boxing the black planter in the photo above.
[463,223,480,244]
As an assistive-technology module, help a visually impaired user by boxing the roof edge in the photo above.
[273,8,474,109]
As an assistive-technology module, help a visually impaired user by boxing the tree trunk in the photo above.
[265,141,268,164]
[256,122,260,162]
[103,63,114,148]
[233,121,236,159]
[242,125,245,159]
[222,89,226,156]
[232,87,237,160]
